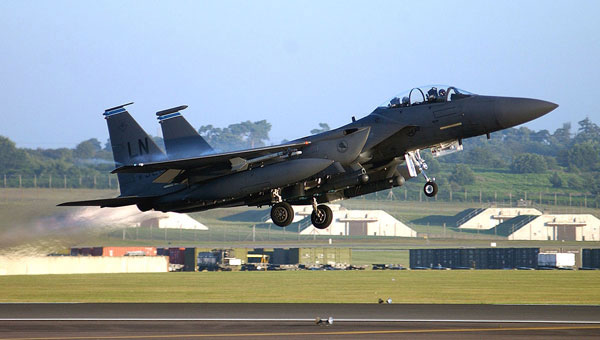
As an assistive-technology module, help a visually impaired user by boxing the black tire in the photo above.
[136,202,153,212]
[424,181,438,197]
[271,202,294,227]
[311,204,333,229]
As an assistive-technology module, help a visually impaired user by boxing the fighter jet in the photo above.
[60,85,557,229]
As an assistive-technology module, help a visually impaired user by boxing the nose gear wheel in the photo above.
[424,181,438,197]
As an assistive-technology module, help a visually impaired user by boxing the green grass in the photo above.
[1,271,599,304]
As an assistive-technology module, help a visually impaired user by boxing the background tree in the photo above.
[567,141,600,171]
[310,123,330,135]
[449,164,476,185]
[511,153,547,173]
[0,136,31,174]
[574,118,600,144]
[199,120,271,151]
[73,138,102,159]
[548,172,563,188]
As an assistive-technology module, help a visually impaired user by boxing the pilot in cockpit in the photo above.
[401,96,409,106]
[427,87,438,102]
[438,88,447,101]
[389,97,400,108]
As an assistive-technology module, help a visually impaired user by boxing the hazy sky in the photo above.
[1,1,598,148]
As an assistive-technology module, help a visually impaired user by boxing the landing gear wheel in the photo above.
[311,204,333,229]
[271,202,294,227]
[424,181,438,197]
[136,202,153,212]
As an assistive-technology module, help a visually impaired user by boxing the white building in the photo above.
[139,213,208,230]
[293,205,416,237]
[506,214,600,241]
[458,207,543,230]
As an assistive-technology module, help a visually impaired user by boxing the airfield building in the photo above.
[498,214,600,241]
[292,205,417,237]
[457,207,543,230]
[139,213,208,230]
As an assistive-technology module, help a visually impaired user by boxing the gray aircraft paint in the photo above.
[60,86,558,218]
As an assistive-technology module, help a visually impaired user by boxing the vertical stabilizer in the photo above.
[156,105,214,159]
[104,103,166,196]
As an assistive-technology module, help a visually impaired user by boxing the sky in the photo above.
[0,1,599,148]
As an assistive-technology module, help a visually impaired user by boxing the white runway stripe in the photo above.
[1,318,600,324]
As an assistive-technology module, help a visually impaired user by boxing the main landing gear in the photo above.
[269,198,334,230]
[271,202,294,227]
[310,198,333,229]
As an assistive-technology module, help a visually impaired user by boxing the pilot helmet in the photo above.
[401,96,409,105]
[439,88,446,97]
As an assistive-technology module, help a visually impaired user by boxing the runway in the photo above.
[0,304,599,339]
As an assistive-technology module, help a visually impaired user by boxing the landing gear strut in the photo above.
[271,202,294,227]
[406,150,438,198]
[310,198,333,229]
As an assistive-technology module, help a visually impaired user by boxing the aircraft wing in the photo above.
[57,196,151,208]
[112,141,311,178]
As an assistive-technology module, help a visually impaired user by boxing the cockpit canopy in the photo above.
[382,85,475,109]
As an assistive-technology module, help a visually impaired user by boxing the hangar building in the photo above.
[139,213,208,230]
[497,214,600,241]
[457,207,543,230]
[290,205,416,237]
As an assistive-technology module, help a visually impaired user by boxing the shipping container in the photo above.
[197,252,218,271]
[460,249,477,268]
[514,248,539,269]
[582,249,600,269]
[410,249,433,268]
[102,247,157,257]
[474,249,488,269]
[71,247,102,256]
[409,248,543,270]
[168,247,185,265]
[288,248,300,264]
[272,249,290,264]
[295,248,350,265]
[183,248,196,271]
[538,253,575,268]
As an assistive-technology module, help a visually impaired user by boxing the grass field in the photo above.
[1,271,599,304]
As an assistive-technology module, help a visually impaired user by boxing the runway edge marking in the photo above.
[1,318,600,324]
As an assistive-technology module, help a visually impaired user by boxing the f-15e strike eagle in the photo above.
[60,85,557,229]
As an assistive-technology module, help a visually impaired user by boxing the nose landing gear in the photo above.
[406,150,438,198]
[423,181,438,197]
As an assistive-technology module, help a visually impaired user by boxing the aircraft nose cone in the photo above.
[495,97,558,129]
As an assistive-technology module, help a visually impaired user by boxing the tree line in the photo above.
[0,117,598,195]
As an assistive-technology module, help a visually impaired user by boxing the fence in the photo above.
[106,224,336,243]
[1,174,119,189]
[371,186,599,209]
[1,173,598,208]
